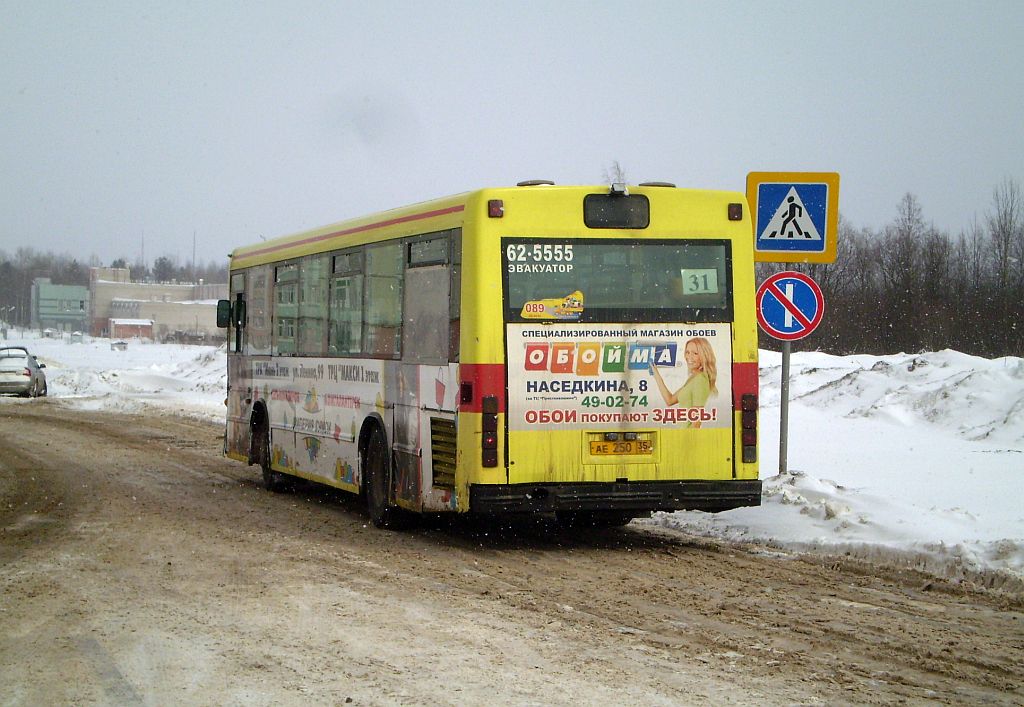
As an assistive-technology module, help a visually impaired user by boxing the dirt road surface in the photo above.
[1,400,1022,705]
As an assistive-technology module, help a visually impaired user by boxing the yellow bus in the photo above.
[218,182,761,528]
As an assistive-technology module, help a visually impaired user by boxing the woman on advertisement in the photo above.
[649,337,718,428]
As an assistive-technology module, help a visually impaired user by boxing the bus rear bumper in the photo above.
[469,479,762,515]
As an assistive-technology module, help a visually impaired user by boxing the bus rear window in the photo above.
[503,238,732,323]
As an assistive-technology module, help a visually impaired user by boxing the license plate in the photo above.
[589,440,653,456]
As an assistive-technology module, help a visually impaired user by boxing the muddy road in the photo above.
[1,400,1022,705]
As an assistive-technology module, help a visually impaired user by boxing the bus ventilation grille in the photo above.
[430,417,457,488]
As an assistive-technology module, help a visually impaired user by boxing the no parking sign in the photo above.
[756,271,825,475]
[756,271,824,341]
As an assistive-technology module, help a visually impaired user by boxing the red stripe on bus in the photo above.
[732,362,759,408]
[235,204,466,262]
[459,363,506,413]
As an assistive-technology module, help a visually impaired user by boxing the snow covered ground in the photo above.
[4,331,1022,591]
[648,348,1024,591]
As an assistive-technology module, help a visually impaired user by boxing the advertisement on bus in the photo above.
[506,322,732,432]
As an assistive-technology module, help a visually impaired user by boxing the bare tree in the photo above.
[984,179,1024,353]
[956,218,987,286]
[987,178,1023,290]
[874,194,927,351]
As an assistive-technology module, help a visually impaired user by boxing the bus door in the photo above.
[223,271,250,459]
[400,254,454,506]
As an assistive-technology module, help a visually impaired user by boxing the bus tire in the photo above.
[364,428,408,530]
[259,424,290,493]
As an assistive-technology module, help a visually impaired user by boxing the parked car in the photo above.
[0,346,48,397]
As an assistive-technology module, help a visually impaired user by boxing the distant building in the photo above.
[30,278,90,333]
[89,267,228,341]
[109,318,154,340]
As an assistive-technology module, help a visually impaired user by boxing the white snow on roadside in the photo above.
[5,333,227,421]
[4,332,1022,590]
[645,349,1024,591]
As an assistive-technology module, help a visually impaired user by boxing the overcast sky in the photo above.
[2,1,1022,266]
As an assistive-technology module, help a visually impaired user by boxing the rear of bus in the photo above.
[459,183,761,521]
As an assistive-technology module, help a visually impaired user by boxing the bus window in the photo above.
[246,266,273,355]
[503,238,732,323]
[329,249,364,356]
[364,243,403,358]
[404,235,450,365]
[274,263,298,355]
[409,236,447,266]
[299,255,329,355]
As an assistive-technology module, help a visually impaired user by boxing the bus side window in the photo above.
[403,264,449,365]
[329,249,364,356]
[246,266,273,355]
[364,243,403,358]
[298,255,329,355]
[404,233,453,365]
[329,275,363,355]
[274,263,298,355]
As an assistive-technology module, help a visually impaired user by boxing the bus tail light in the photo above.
[488,200,504,218]
[741,393,757,463]
[482,395,498,467]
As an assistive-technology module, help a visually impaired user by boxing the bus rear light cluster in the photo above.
[482,395,498,467]
[741,393,757,463]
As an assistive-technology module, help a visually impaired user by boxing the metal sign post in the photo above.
[755,271,825,475]
[779,340,791,475]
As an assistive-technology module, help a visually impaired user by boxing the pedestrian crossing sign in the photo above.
[747,172,840,263]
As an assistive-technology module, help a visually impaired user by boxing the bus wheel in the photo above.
[259,425,290,493]
[364,428,408,530]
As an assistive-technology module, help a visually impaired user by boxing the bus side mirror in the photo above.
[216,300,232,328]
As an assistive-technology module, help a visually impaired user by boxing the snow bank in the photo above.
[10,333,226,421]
[644,349,1024,592]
